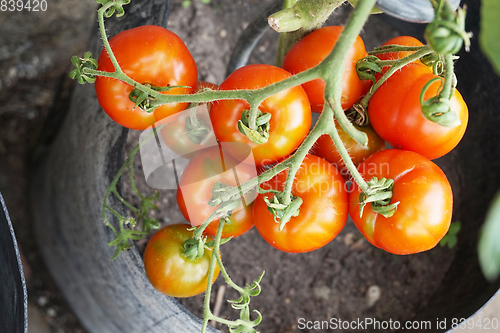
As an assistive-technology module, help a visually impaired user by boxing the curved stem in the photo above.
[201,213,226,333]
[319,0,377,147]
[324,105,369,193]
[281,106,329,204]
[441,54,454,100]
[97,3,125,75]
[368,45,427,55]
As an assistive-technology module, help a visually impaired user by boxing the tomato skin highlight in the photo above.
[348,149,453,255]
[314,123,385,180]
[253,155,348,253]
[176,144,256,238]
[95,25,198,130]
[143,224,220,298]
[368,63,468,160]
[210,64,311,166]
[282,26,368,113]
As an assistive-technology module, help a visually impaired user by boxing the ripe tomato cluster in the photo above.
[94,24,467,298]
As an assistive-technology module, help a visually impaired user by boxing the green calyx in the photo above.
[208,181,242,216]
[260,187,302,231]
[420,77,461,127]
[183,226,231,261]
[359,177,399,218]
[355,55,382,83]
[128,84,189,113]
[238,109,271,145]
[425,0,472,55]
[185,112,210,145]
[69,52,98,84]
[183,235,208,260]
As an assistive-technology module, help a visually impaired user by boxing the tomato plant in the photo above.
[314,123,385,179]
[253,155,348,253]
[143,223,220,297]
[368,62,468,159]
[282,26,368,112]
[210,64,311,166]
[95,25,198,130]
[349,149,453,255]
[176,144,256,238]
[76,0,472,331]
[160,82,218,159]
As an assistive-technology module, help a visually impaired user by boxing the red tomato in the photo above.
[160,82,219,159]
[95,25,198,130]
[349,149,453,255]
[176,144,256,238]
[253,155,348,253]
[143,224,220,297]
[314,123,385,179]
[282,26,368,112]
[368,63,468,159]
[210,64,311,166]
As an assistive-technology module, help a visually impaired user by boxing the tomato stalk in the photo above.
[200,214,263,333]
[102,128,162,259]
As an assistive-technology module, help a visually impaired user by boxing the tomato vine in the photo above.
[70,0,472,331]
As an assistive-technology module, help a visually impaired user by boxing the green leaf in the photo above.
[440,221,461,248]
[480,0,500,76]
[479,190,500,281]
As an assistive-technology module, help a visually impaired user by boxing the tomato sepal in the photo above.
[356,55,382,82]
[69,52,98,84]
[263,194,303,231]
[237,110,271,145]
[358,177,400,218]
[420,77,461,127]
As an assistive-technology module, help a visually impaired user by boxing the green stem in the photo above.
[320,0,378,147]
[368,45,427,55]
[189,105,200,127]
[98,3,125,75]
[214,248,245,294]
[324,104,369,192]
[201,213,226,333]
[248,101,263,131]
[281,107,329,204]
[358,45,433,109]
[441,54,454,100]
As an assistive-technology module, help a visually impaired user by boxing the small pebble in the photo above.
[344,233,355,246]
[219,29,227,38]
[47,307,57,317]
[37,296,48,307]
[366,285,381,307]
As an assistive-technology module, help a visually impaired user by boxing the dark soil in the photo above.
[0,0,456,332]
